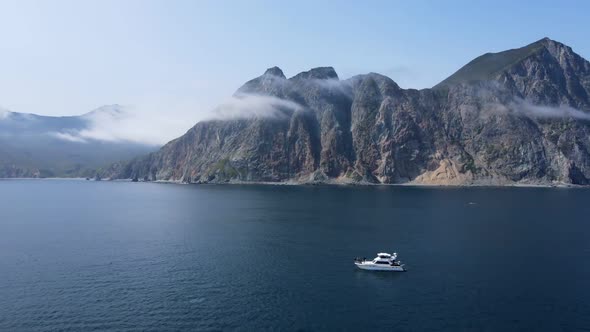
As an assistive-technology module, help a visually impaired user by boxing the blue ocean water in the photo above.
[0,180,589,331]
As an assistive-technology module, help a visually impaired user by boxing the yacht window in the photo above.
[375,261,389,264]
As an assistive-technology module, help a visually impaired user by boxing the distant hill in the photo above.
[105,38,590,186]
[0,105,158,178]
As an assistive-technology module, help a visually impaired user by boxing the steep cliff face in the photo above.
[107,38,590,185]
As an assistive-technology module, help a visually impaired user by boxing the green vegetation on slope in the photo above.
[434,38,547,89]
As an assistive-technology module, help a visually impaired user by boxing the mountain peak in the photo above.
[533,37,577,60]
[434,38,576,89]
[263,66,286,78]
[535,36,561,46]
[538,36,552,43]
[82,104,125,119]
[533,37,565,49]
[290,67,339,81]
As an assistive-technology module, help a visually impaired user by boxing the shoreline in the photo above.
[1,176,587,189]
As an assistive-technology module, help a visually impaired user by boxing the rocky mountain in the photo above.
[0,105,157,178]
[106,38,590,185]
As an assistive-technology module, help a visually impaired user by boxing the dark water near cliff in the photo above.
[1,180,590,331]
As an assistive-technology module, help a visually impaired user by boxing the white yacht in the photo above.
[354,252,405,271]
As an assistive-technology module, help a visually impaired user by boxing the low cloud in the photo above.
[47,95,304,145]
[207,94,303,120]
[49,105,190,146]
[49,131,88,143]
[0,108,11,119]
[510,98,590,121]
[473,83,590,121]
[80,105,184,145]
[310,78,353,97]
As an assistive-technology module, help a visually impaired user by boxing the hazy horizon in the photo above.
[0,0,588,144]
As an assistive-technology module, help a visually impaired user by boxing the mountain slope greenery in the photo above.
[434,38,548,89]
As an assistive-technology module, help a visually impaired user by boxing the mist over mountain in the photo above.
[102,38,590,185]
[0,105,158,178]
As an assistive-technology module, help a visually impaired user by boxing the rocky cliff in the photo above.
[107,38,590,185]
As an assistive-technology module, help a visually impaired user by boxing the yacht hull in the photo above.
[354,263,405,272]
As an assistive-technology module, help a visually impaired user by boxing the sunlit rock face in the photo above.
[108,38,590,186]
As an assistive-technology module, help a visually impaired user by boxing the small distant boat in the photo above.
[354,252,405,271]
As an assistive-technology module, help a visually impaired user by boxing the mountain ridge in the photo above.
[0,106,158,178]
[435,37,563,89]
[104,38,590,185]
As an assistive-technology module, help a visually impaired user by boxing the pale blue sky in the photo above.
[0,0,588,142]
